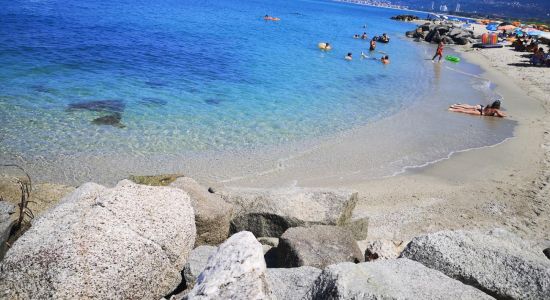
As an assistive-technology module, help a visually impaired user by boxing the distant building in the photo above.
[439,4,448,12]
[455,3,460,13]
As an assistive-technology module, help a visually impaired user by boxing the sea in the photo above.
[0,0,515,185]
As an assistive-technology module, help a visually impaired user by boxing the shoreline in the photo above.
[2,14,549,243]
[343,38,549,241]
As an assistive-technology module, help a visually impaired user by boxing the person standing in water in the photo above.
[345,52,353,60]
[432,41,444,62]
[369,38,376,51]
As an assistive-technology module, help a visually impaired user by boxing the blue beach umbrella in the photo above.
[486,24,498,31]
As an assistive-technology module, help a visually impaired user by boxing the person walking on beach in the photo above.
[432,41,444,62]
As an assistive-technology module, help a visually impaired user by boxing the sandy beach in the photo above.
[347,28,550,242]
[216,24,550,243]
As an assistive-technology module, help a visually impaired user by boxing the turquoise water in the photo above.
[0,0,514,184]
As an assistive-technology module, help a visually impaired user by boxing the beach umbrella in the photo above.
[522,28,543,36]
[486,24,498,31]
[539,32,550,40]
[497,25,516,31]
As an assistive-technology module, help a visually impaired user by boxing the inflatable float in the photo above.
[318,43,332,50]
[445,55,460,63]
[473,43,504,49]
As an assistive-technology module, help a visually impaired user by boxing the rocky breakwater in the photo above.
[0,180,197,299]
[391,15,419,22]
[406,22,477,45]
[2,174,549,299]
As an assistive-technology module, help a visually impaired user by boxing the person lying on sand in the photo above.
[449,100,506,117]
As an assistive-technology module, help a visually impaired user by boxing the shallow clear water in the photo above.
[0,0,514,185]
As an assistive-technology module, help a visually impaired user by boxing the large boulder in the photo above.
[0,201,16,260]
[0,180,196,299]
[183,245,218,289]
[401,230,550,300]
[307,259,494,299]
[276,225,363,269]
[220,187,358,238]
[453,36,469,45]
[170,177,233,246]
[266,267,321,300]
[185,231,271,299]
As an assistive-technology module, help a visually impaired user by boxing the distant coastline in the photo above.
[333,0,549,24]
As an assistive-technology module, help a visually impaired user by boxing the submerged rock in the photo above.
[401,230,550,300]
[276,225,363,269]
[266,266,321,300]
[170,177,233,246]
[184,231,271,300]
[220,187,358,238]
[204,98,222,105]
[139,97,168,107]
[92,112,125,128]
[307,259,494,299]
[0,180,196,299]
[129,174,184,186]
[67,99,126,113]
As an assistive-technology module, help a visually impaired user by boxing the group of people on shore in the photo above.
[512,34,549,67]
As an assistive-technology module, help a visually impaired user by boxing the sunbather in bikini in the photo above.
[449,100,506,117]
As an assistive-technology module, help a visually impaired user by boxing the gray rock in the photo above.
[0,201,16,260]
[185,231,271,300]
[363,239,407,261]
[442,36,454,44]
[171,177,233,246]
[453,36,469,45]
[276,225,363,269]
[258,237,279,248]
[183,245,218,289]
[449,27,463,37]
[401,230,550,300]
[341,216,368,240]
[0,180,196,299]
[220,187,358,238]
[266,267,321,300]
[307,259,494,299]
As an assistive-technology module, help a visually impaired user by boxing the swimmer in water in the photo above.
[345,52,353,60]
[381,55,390,64]
[361,32,368,40]
[369,38,376,51]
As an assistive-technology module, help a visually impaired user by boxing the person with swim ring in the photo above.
[432,41,444,62]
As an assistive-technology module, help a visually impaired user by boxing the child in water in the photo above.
[432,41,444,62]
[345,53,353,60]
[381,55,390,64]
